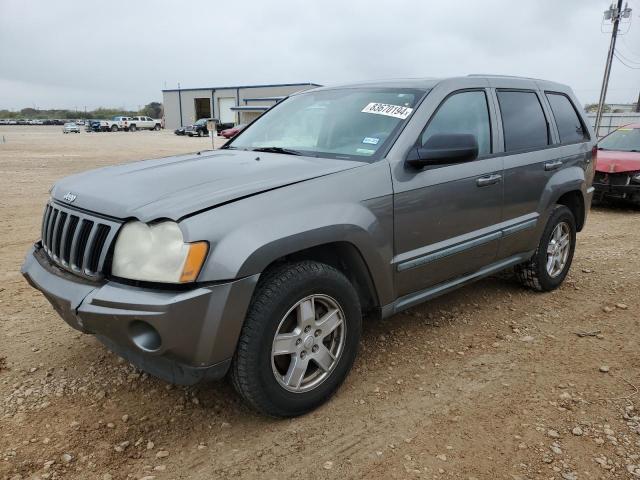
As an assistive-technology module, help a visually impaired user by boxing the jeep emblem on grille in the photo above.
[63,192,77,203]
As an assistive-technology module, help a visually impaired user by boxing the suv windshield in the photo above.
[226,87,426,160]
[599,127,640,152]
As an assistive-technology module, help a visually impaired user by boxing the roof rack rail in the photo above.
[467,74,542,81]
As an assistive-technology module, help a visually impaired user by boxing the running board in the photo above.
[383,252,533,318]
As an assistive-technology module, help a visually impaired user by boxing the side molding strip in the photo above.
[397,232,502,272]
[396,218,537,272]
[502,218,537,237]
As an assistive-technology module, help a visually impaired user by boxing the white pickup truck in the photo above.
[126,116,162,131]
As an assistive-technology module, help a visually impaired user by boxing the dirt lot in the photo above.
[1,126,639,480]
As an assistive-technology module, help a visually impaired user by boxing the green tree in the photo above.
[140,102,162,118]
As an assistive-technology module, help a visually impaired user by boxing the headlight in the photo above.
[112,221,208,283]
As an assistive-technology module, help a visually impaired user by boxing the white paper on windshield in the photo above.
[361,103,413,119]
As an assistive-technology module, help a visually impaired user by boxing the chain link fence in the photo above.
[587,112,640,138]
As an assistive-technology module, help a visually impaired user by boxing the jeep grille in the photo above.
[40,201,121,280]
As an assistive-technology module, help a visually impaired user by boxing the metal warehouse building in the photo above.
[162,82,320,130]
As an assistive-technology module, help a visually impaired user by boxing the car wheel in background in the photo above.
[154,124,161,131]
[515,204,576,292]
[129,125,137,132]
[231,261,362,417]
[110,125,118,132]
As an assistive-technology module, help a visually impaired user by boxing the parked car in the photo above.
[593,123,640,205]
[128,116,162,131]
[216,122,235,133]
[86,120,110,132]
[63,122,80,134]
[22,75,594,417]
[219,123,247,139]
[184,118,209,137]
[110,116,131,132]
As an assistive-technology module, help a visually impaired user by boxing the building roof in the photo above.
[162,82,321,93]
[243,97,285,102]
[230,106,271,112]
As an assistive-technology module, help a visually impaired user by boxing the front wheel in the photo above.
[515,205,576,291]
[111,125,118,132]
[231,261,362,417]
[154,124,161,131]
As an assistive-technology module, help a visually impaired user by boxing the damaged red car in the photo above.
[594,123,640,205]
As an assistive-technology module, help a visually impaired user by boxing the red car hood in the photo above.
[595,149,640,173]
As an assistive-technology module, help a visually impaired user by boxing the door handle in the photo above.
[544,160,563,171]
[476,174,502,187]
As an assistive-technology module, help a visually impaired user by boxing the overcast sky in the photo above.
[1,0,638,111]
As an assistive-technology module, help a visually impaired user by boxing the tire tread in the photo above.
[230,261,359,417]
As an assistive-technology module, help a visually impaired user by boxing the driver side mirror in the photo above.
[406,133,479,168]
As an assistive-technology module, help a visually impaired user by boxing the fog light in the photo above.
[129,320,162,352]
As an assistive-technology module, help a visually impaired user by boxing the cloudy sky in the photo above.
[1,0,638,111]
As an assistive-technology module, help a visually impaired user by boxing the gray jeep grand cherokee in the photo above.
[22,75,595,417]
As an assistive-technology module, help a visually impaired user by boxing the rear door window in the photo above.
[546,93,588,144]
[496,90,549,152]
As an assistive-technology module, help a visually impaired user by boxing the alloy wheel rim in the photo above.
[546,222,571,278]
[271,294,346,393]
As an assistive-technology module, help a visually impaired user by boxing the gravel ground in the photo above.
[1,126,639,480]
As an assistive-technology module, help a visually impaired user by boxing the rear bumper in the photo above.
[22,244,258,384]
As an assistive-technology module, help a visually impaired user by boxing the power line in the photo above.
[614,51,640,69]
[615,48,640,64]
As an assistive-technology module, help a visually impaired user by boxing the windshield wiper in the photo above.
[251,146,303,156]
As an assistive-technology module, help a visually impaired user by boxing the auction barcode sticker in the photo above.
[361,103,413,120]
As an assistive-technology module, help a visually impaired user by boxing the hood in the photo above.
[595,149,640,173]
[51,150,363,222]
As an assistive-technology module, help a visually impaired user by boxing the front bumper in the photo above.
[593,181,640,200]
[22,244,258,385]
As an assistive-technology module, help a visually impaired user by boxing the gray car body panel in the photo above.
[50,151,363,222]
[23,75,594,383]
[180,158,396,305]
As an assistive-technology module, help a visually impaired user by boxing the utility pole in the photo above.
[595,0,632,137]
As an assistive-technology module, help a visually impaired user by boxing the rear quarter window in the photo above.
[497,90,549,152]
[545,92,589,144]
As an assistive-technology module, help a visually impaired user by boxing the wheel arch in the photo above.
[259,241,381,315]
[539,166,588,232]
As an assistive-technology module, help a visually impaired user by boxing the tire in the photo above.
[231,261,362,417]
[197,130,203,137]
[515,205,576,292]
[154,124,161,131]
[129,124,137,132]
[111,125,118,132]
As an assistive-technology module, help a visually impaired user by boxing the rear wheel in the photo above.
[515,205,576,292]
[197,130,203,137]
[231,261,361,417]
[111,125,118,132]
[154,124,161,131]
[129,124,137,132]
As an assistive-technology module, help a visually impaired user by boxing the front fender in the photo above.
[180,161,395,305]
